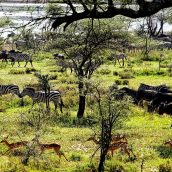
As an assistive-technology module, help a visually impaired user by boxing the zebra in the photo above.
[8,52,33,67]
[138,83,169,93]
[20,87,64,113]
[113,53,127,67]
[53,54,73,73]
[0,84,21,97]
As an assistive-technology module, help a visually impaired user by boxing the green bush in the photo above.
[123,80,129,85]
[70,153,82,162]
[113,71,119,76]
[25,67,37,74]
[115,80,122,85]
[97,68,111,75]
[8,69,26,75]
[49,74,57,80]
[141,54,159,61]
[0,63,7,69]
[159,161,172,172]
[119,71,134,79]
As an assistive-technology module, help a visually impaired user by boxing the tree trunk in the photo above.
[77,95,86,118]
[77,79,86,118]
[98,151,106,172]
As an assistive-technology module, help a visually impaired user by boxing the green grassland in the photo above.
[1,50,172,172]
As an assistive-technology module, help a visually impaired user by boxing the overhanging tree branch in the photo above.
[51,0,172,29]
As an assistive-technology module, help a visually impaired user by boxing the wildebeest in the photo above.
[0,50,8,62]
[138,83,169,93]
[158,102,172,115]
[149,92,172,112]
[119,87,138,103]
[137,90,157,104]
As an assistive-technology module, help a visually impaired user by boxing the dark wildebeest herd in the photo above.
[113,83,172,115]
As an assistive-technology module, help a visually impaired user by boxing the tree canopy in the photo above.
[44,0,172,30]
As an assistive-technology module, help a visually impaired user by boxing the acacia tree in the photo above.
[55,22,112,118]
[41,0,172,30]
[87,82,131,172]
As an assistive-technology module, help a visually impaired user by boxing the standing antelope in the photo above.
[0,136,28,154]
[87,134,130,157]
[39,143,68,161]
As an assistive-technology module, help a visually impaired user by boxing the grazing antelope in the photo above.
[39,143,68,161]
[164,139,172,148]
[0,136,28,154]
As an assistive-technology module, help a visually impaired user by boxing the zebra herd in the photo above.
[0,84,64,112]
[114,83,172,115]
[0,50,33,67]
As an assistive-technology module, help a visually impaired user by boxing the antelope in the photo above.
[38,143,68,161]
[111,133,128,144]
[108,141,130,157]
[164,139,172,148]
[87,133,127,145]
[0,136,28,154]
[87,134,130,157]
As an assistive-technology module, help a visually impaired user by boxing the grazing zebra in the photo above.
[9,52,33,67]
[138,83,169,93]
[20,87,64,112]
[0,84,21,97]
[113,53,127,67]
[53,54,73,73]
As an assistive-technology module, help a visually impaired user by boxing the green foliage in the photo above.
[97,68,111,75]
[119,70,135,79]
[25,68,37,74]
[8,69,26,75]
[159,161,172,172]
[0,17,12,27]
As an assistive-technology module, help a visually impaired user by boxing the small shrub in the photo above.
[49,74,57,80]
[119,72,134,79]
[123,80,129,85]
[159,161,172,172]
[141,54,159,61]
[70,153,82,161]
[0,63,7,69]
[115,80,122,85]
[97,68,111,75]
[8,69,25,75]
[113,71,119,76]
[25,67,37,74]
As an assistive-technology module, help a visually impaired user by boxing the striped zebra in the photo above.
[9,52,33,67]
[113,53,127,67]
[20,87,64,112]
[0,84,21,97]
[138,83,169,93]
